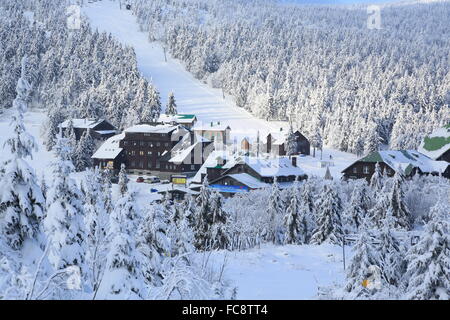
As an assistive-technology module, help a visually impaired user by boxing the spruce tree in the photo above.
[370,162,384,193]
[209,192,229,250]
[193,177,212,250]
[388,169,411,230]
[0,57,45,250]
[83,168,109,291]
[101,187,144,299]
[344,220,380,299]
[378,208,404,288]
[284,179,301,244]
[137,204,170,287]
[165,92,178,116]
[345,180,371,232]
[403,199,450,300]
[73,129,95,172]
[310,183,343,245]
[44,138,87,273]
[285,125,297,157]
[118,164,129,196]
[266,177,282,244]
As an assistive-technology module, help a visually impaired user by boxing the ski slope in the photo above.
[82,0,357,179]
[83,1,279,137]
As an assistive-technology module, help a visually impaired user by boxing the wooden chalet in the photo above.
[342,150,450,181]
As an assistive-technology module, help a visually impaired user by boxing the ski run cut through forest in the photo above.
[0,0,449,301]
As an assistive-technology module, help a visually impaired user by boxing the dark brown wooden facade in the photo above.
[267,131,310,156]
[61,119,117,141]
[437,149,450,162]
[343,160,450,181]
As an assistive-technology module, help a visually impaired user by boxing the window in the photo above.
[191,165,195,170]
[157,142,161,147]
[133,141,137,146]
[363,166,370,174]
[131,151,136,156]
[165,142,169,147]
[139,151,144,156]
[131,161,136,167]
[124,141,129,146]
[139,162,144,168]
[156,162,160,169]
[352,167,358,174]
[147,151,153,156]
[148,162,152,169]
[140,141,145,146]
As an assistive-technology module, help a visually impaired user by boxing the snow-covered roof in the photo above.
[268,132,288,145]
[158,114,197,124]
[418,125,450,160]
[94,130,117,135]
[124,124,179,134]
[344,150,449,175]
[92,133,125,160]
[225,173,268,189]
[60,118,106,129]
[222,156,306,178]
[191,150,234,183]
[193,122,231,132]
[169,144,198,164]
[159,186,199,195]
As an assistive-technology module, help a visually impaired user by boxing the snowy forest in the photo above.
[132,0,450,153]
[0,0,163,151]
[0,0,449,300]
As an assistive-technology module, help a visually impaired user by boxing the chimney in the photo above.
[292,156,297,168]
[211,122,213,127]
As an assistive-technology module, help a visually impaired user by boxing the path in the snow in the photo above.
[83,0,279,137]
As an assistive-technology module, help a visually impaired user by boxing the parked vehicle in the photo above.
[136,177,145,183]
[146,176,161,184]
[161,179,170,184]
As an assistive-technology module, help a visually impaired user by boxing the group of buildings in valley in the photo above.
[60,115,450,198]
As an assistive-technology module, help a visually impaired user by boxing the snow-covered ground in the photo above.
[203,244,344,299]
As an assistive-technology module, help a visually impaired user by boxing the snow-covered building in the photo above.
[158,114,198,129]
[193,122,231,146]
[195,155,307,196]
[266,129,310,156]
[342,150,450,180]
[92,123,212,178]
[60,118,117,141]
[418,125,450,162]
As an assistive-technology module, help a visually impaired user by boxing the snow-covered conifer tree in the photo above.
[118,163,129,196]
[209,192,229,250]
[370,162,384,193]
[82,168,109,292]
[388,169,411,230]
[44,138,87,273]
[285,125,297,157]
[344,220,380,299]
[100,186,144,299]
[137,204,170,287]
[345,180,371,232]
[265,177,282,244]
[310,183,343,245]
[378,208,404,288]
[73,129,95,172]
[403,199,450,300]
[165,92,178,116]
[284,179,301,244]
[0,57,45,250]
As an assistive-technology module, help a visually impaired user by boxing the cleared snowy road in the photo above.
[83,0,278,136]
